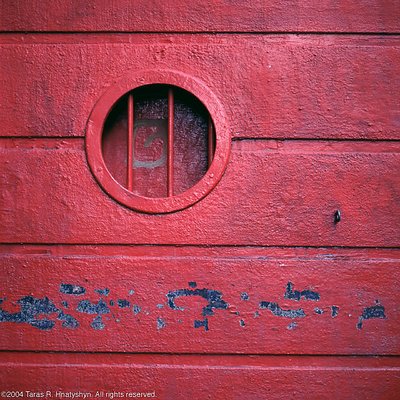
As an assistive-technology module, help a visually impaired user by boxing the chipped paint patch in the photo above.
[76,299,110,330]
[76,299,110,315]
[133,305,141,315]
[259,301,306,319]
[166,287,229,316]
[94,288,110,296]
[0,296,78,330]
[157,317,166,330]
[284,282,320,301]
[57,311,79,329]
[60,284,86,295]
[91,315,105,330]
[287,322,298,330]
[240,292,249,301]
[357,302,386,329]
[0,282,388,333]
[117,299,130,308]
[194,318,209,331]
[331,305,339,318]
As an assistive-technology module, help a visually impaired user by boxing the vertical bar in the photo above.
[168,88,174,197]
[127,93,134,191]
[208,116,214,168]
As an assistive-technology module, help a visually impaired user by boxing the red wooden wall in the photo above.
[1,1,400,399]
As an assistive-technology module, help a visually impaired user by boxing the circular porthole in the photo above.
[86,70,230,213]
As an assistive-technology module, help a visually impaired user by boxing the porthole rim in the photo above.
[86,69,231,214]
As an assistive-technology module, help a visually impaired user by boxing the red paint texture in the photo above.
[0,139,399,245]
[1,354,400,400]
[1,35,399,139]
[86,71,230,213]
[1,1,400,398]
[1,0,399,33]
[0,251,399,354]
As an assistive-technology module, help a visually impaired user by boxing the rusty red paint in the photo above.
[1,1,399,398]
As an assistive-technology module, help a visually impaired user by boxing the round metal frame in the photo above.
[86,70,231,214]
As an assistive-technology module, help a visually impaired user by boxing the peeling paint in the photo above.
[77,299,110,315]
[157,317,166,330]
[0,296,78,330]
[166,287,229,316]
[357,302,386,329]
[287,322,297,330]
[117,299,130,308]
[91,315,105,330]
[331,305,339,318]
[57,310,79,329]
[240,292,249,301]
[284,282,320,301]
[76,299,110,330]
[133,305,141,315]
[94,288,110,296]
[60,284,85,295]
[0,282,388,333]
[259,301,306,319]
[194,318,209,331]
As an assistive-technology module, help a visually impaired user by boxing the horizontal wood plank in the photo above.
[1,35,399,139]
[0,251,399,354]
[0,139,399,246]
[1,0,399,33]
[1,354,399,400]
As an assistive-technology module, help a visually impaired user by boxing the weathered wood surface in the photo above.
[0,139,399,246]
[1,0,399,33]
[1,2,400,397]
[1,353,400,400]
[1,36,399,139]
[0,249,398,354]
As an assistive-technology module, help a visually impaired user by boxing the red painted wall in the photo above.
[1,2,400,399]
